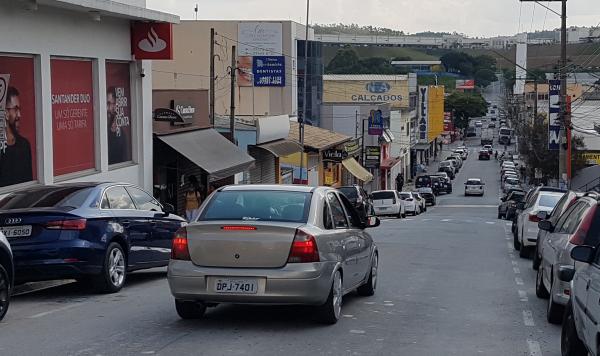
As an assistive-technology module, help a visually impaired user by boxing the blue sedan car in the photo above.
[0,183,185,293]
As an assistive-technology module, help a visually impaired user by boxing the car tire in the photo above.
[357,254,378,297]
[513,231,521,251]
[535,265,550,299]
[0,264,10,321]
[497,211,503,219]
[532,244,542,271]
[548,281,565,324]
[519,245,530,259]
[175,299,207,319]
[561,301,587,356]
[93,242,127,293]
[316,270,342,324]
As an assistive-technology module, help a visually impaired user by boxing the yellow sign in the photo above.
[323,79,409,108]
[582,152,600,165]
[428,86,445,142]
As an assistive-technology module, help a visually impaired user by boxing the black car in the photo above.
[498,190,525,219]
[438,165,455,180]
[430,174,452,194]
[338,185,373,223]
[415,175,433,190]
[0,183,186,293]
[0,234,12,321]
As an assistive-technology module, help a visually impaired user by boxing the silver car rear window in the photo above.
[200,191,312,223]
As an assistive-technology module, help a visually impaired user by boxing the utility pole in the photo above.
[534,80,538,122]
[298,0,310,185]
[229,45,236,143]
[210,28,215,127]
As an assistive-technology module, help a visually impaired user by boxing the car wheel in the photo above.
[93,242,127,293]
[317,270,342,324]
[175,299,207,319]
[561,301,587,356]
[535,265,550,299]
[532,244,542,271]
[497,211,503,219]
[357,254,378,297]
[548,280,565,324]
[519,245,530,258]
[513,231,521,251]
[0,264,10,321]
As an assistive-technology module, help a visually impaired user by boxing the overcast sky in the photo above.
[147,0,600,37]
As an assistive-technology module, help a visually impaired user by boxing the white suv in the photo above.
[371,190,406,218]
[0,232,13,321]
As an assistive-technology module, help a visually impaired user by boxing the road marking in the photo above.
[523,310,535,326]
[422,219,431,222]
[506,222,512,226]
[350,330,366,334]
[28,303,83,319]
[513,267,521,274]
[486,221,495,225]
[527,340,543,356]
[511,261,518,266]
[515,277,524,285]
[518,290,528,302]
[507,242,513,249]
[441,219,452,222]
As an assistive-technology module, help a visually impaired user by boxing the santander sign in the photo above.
[131,22,173,60]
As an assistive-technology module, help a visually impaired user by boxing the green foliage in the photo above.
[502,68,516,91]
[417,75,456,89]
[444,92,489,129]
[313,23,405,36]
[440,52,498,87]
[325,48,407,74]
[521,117,558,179]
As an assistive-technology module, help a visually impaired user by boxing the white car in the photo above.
[453,149,468,160]
[515,189,565,258]
[503,177,520,193]
[399,192,419,216]
[411,192,427,213]
[372,190,406,218]
[464,178,485,196]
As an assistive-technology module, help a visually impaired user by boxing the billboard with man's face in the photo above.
[0,56,37,187]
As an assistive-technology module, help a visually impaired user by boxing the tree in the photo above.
[444,92,488,129]
[474,68,497,88]
[521,116,559,180]
[325,48,406,74]
[326,49,360,73]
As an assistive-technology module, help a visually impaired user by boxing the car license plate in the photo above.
[0,225,32,238]
[214,278,258,294]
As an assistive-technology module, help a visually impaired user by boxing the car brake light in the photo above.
[221,225,257,231]
[528,214,541,223]
[287,229,319,263]
[171,227,190,260]
[569,205,597,245]
[46,219,87,230]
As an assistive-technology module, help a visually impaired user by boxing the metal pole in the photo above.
[210,28,215,127]
[299,0,310,185]
[229,45,236,143]
[559,0,568,187]
[355,110,359,138]
[534,81,538,122]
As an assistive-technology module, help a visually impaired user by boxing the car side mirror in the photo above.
[365,216,381,229]
[557,265,576,282]
[536,211,549,220]
[538,220,554,232]
[163,203,175,215]
[571,245,596,264]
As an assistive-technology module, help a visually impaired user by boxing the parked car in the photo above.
[533,190,584,271]
[438,162,456,179]
[454,149,468,160]
[464,178,485,196]
[475,120,483,127]
[0,183,185,293]
[430,176,446,196]
[445,157,461,171]
[415,175,433,190]
[503,177,521,193]
[411,192,427,213]
[450,154,464,166]
[483,144,493,154]
[372,190,406,218]
[337,185,373,224]
[0,232,13,321]
[430,173,452,194]
[488,122,496,128]
[399,192,419,216]
[536,192,600,324]
[478,150,491,160]
[561,244,600,356]
[167,185,380,324]
[498,190,526,220]
[514,188,565,258]
[418,187,436,206]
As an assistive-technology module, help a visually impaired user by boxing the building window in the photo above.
[0,55,37,187]
[106,61,133,165]
[51,58,95,176]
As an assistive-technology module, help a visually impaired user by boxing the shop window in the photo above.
[106,61,133,165]
[51,58,95,176]
[0,55,37,187]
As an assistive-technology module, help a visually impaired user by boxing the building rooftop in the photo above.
[289,122,350,151]
[323,74,409,81]
[42,0,179,22]
[390,61,442,65]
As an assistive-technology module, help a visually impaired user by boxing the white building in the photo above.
[0,0,178,194]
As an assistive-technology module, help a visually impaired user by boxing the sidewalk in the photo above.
[404,141,465,191]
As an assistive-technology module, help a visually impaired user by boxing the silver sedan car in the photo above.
[168,185,380,324]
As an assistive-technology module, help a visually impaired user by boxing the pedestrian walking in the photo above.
[395,173,404,192]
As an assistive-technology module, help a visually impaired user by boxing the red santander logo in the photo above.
[131,22,173,60]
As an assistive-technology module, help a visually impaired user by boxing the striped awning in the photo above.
[342,158,373,182]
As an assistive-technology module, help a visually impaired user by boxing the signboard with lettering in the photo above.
[418,86,429,143]
[323,78,409,108]
[175,103,196,122]
[548,80,561,150]
[364,146,381,168]
[153,108,184,123]
[344,139,361,157]
[368,110,384,136]
[323,149,348,162]
[238,23,283,56]
[253,56,285,87]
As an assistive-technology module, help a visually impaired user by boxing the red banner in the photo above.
[131,22,173,60]
[51,59,95,176]
[0,56,37,187]
[106,62,132,165]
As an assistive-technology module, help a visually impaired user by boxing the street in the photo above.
[0,142,557,356]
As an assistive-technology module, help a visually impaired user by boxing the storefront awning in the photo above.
[381,157,402,170]
[342,158,374,183]
[157,129,255,180]
[255,139,302,157]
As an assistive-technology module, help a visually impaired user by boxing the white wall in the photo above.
[0,2,152,192]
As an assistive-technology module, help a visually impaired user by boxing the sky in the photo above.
[147,0,600,37]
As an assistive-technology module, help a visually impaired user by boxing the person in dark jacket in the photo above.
[396,173,404,192]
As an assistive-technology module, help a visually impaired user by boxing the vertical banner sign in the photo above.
[365,146,381,168]
[368,109,384,135]
[418,86,429,143]
[51,59,95,176]
[548,80,561,150]
[0,56,37,187]
[106,62,132,165]
[253,56,285,87]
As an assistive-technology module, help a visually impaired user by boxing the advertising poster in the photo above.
[368,110,384,136]
[0,56,37,187]
[548,80,561,150]
[253,56,285,87]
[106,61,132,165]
[418,86,429,143]
[51,59,95,176]
[237,56,253,87]
[365,146,381,169]
[238,23,283,56]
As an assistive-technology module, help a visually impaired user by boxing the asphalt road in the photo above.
[0,139,560,356]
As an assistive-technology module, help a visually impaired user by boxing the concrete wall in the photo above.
[0,2,153,192]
